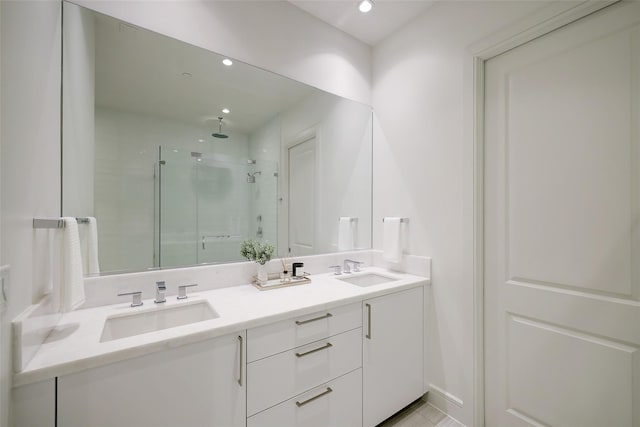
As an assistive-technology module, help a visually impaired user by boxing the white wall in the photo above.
[0,2,62,425]
[279,92,372,256]
[372,1,552,425]
[71,0,372,105]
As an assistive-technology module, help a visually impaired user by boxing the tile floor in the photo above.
[378,397,465,427]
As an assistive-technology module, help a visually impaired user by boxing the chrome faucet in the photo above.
[177,283,198,300]
[155,281,167,303]
[343,259,364,274]
[118,290,143,307]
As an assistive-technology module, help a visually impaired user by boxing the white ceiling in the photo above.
[288,0,436,46]
[94,13,315,135]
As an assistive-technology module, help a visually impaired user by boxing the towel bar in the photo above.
[339,217,358,222]
[33,217,91,229]
[382,217,409,223]
[33,218,65,229]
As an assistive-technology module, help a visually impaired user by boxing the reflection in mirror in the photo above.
[62,2,373,276]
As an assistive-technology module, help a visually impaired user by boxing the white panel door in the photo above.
[288,137,316,256]
[485,3,640,427]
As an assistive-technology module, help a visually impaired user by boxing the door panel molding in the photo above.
[505,314,636,427]
[507,278,640,303]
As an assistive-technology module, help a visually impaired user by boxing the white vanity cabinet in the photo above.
[362,286,424,427]
[12,379,56,427]
[57,332,246,427]
[246,302,363,426]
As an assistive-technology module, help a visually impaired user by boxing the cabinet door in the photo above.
[12,379,56,427]
[363,286,423,427]
[58,332,246,427]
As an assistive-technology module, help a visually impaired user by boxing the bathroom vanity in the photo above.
[12,265,428,427]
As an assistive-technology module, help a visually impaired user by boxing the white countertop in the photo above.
[14,267,429,387]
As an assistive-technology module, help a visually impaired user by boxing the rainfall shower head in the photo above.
[247,171,261,183]
[212,117,228,139]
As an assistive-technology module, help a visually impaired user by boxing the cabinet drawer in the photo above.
[247,327,362,417]
[248,302,361,362]
[248,368,362,427]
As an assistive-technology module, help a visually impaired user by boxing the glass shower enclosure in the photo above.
[155,146,278,269]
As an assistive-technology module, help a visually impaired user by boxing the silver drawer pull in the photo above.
[238,335,243,386]
[295,387,333,407]
[366,303,372,339]
[295,342,332,358]
[295,312,333,325]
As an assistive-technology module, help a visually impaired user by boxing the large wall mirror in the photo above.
[62,2,373,276]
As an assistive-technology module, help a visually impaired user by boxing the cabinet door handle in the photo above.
[295,312,333,325]
[237,335,243,386]
[295,387,333,407]
[366,303,372,339]
[295,342,332,357]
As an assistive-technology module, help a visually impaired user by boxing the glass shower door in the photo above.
[195,154,248,264]
[158,147,198,268]
[158,147,279,267]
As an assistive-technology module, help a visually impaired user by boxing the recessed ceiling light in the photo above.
[222,108,230,114]
[198,139,204,143]
[181,72,192,78]
[222,58,233,66]
[358,0,373,13]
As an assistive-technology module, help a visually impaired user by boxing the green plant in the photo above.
[240,239,275,265]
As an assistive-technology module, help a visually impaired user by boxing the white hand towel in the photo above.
[383,217,402,263]
[338,217,355,251]
[85,217,100,275]
[61,218,85,312]
[43,230,54,295]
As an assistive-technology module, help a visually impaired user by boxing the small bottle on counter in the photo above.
[280,269,291,283]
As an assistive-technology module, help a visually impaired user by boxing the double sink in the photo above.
[100,270,398,343]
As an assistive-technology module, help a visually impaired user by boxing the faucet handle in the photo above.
[155,281,167,304]
[177,284,198,300]
[343,259,364,273]
[329,265,342,275]
[118,291,143,307]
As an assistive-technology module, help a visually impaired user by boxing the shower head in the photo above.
[247,171,261,183]
[212,117,228,139]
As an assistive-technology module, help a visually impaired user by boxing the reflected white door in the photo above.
[485,3,640,426]
[288,137,316,256]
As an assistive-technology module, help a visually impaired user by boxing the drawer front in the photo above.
[247,368,362,427]
[247,327,362,416]
[247,302,361,362]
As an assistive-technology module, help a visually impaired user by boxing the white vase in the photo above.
[257,263,268,283]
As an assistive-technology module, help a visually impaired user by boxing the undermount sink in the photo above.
[100,300,218,343]
[337,272,398,287]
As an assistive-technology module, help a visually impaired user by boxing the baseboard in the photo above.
[426,383,466,425]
